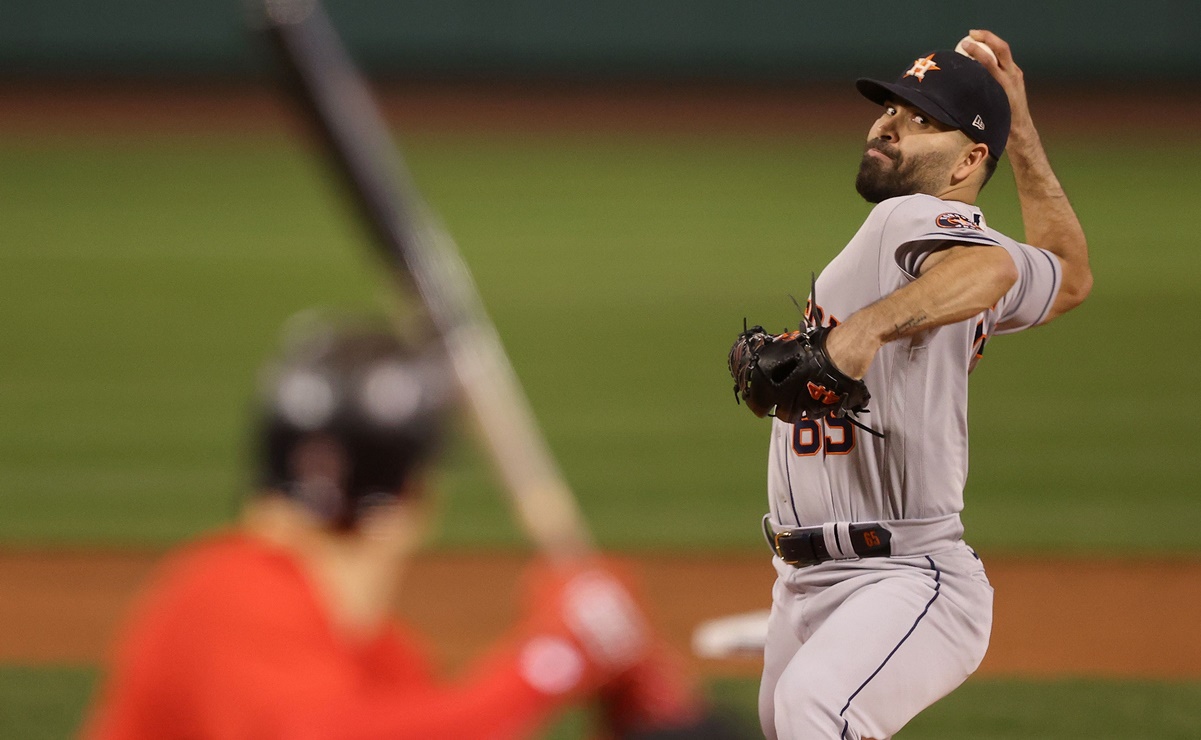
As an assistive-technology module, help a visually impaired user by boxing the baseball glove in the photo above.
[727,322,872,425]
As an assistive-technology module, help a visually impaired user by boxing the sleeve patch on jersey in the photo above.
[935,212,983,231]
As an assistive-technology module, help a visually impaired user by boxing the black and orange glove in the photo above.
[728,321,871,425]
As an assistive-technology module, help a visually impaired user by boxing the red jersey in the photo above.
[83,533,559,739]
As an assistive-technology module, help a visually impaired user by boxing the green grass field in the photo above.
[8,666,1201,739]
[2,129,1198,551]
[2,126,1199,737]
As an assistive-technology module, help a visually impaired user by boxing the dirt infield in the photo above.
[2,549,1198,680]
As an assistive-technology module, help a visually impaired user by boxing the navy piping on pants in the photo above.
[838,556,942,739]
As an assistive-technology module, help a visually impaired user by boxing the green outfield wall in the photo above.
[2,0,1197,82]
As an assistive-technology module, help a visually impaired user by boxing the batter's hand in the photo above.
[597,641,702,738]
[514,559,651,698]
[960,30,1034,136]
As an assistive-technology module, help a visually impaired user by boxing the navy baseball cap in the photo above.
[856,50,1011,159]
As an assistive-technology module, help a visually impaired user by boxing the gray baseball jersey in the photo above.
[758,193,1062,740]
[767,193,1061,532]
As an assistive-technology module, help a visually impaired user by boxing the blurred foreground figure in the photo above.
[84,318,740,739]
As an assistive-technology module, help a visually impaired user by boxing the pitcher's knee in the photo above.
[772,671,848,739]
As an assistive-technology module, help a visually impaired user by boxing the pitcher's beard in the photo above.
[855,153,910,203]
[855,143,951,203]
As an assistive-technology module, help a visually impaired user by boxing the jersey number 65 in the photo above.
[791,417,856,456]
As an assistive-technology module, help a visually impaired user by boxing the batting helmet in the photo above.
[253,316,454,529]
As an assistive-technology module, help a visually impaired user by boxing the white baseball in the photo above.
[955,36,998,65]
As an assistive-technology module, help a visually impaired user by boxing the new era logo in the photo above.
[971,115,985,130]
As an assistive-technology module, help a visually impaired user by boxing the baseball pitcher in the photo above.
[728,31,1091,739]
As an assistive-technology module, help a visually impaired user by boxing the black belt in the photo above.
[764,519,893,567]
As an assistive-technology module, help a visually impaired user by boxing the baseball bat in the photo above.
[254,0,593,558]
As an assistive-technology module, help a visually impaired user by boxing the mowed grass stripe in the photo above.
[3,666,1199,739]
[1,133,1198,549]
[708,676,1201,739]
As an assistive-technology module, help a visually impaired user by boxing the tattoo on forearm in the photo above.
[887,314,928,340]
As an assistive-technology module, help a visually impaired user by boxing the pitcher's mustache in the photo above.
[864,139,900,161]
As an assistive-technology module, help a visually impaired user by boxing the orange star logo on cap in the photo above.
[903,54,941,81]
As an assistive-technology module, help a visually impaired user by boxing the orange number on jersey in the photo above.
[824,417,855,454]
[791,417,856,456]
[791,419,821,456]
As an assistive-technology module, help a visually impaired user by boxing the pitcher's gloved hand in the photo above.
[728,323,871,424]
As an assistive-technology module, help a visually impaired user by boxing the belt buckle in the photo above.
[772,530,803,566]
